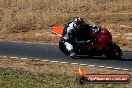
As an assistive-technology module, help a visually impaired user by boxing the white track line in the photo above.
[106,67,113,69]
[71,63,79,65]
[60,62,68,64]
[113,68,121,70]
[3,56,8,58]
[1,55,131,72]
[10,57,18,59]
[122,69,130,71]
[98,66,105,68]
[88,65,96,67]
[80,64,88,66]
[34,59,40,61]
[41,60,49,62]
[20,58,28,60]
[50,61,59,63]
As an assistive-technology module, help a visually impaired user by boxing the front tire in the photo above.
[105,43,122,59]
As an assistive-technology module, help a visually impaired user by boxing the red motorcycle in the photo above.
[52,26,122,59]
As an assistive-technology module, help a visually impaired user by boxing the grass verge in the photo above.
[1,68,128,88]
[0,57,131,88]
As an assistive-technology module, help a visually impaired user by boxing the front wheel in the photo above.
[105,43,122,59]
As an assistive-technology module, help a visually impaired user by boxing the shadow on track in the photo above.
[72,51,132,61]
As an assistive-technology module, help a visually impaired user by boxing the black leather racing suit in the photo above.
[62,22,93,52]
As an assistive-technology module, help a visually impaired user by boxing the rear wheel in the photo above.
[105,43,122,59]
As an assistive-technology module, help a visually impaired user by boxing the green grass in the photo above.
[0,68,128,88]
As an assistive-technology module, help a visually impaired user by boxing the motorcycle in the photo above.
[52,26,122,59]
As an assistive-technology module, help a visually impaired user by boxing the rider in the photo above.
[62,17,93,57]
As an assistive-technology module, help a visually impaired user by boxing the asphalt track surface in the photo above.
[0,41,132,70]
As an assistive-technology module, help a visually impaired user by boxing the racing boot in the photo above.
[69,49,75,58]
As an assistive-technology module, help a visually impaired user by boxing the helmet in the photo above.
[73,17,84,26]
